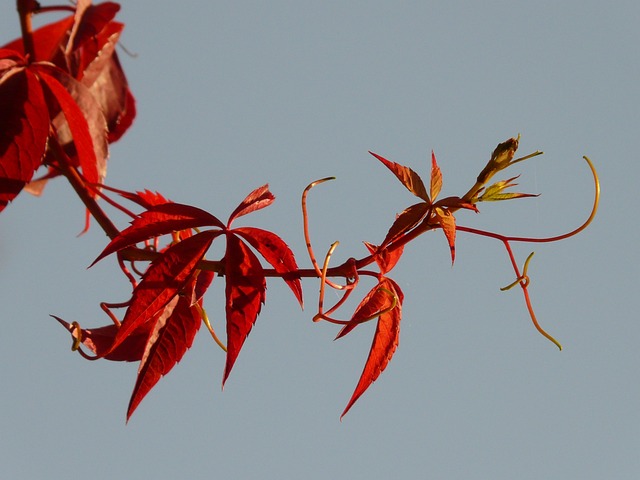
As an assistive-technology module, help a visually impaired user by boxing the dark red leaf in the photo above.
[227,184,275,225]
[340,278,404,419]
[369,151,430,202]
[35,66,106,186]
[223,234,266,386]
[107,231,217,356]
[0,66,49,212]
[92,203,224,265]
[126,292,201,421]
[233,226,303,307]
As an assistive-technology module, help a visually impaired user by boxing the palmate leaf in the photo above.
[91,203,224,265]
[0,56,49,212]
[337,278,404,419]
[223,234,266,386]
[106,231,218,356]
[369,151,430,202]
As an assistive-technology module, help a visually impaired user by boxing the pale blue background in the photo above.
[1,1,638,478]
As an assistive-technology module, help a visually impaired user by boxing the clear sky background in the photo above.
[1,1,638,478]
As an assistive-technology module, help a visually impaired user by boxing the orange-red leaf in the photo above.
[0,63,49,212]
[126,292,201,421]
[433,207,457,264]
[107,231,217,356]
[380,202,429,248]
[233,226,303,307]
[227,184,275,226]
[369,151,430,202]
[223,235,266,386]
[430,150,443,201]
[92,203,224,265]
[340,278,404,419]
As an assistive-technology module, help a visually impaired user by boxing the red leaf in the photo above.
[430,150,443,201]
[233,226,303,307]
[126,292,201,421]
[223,235,266,386]
[35,66,106,186]
[92,203,224,265]
[227,184,275,225]
[1,16,74,62]
[380,202,429,247]
[340,279,404,419]
[363,241,404,275]
[369,151,430,202]
[0,66,49,212]
[52,315,151,362]
[108,231,217,356]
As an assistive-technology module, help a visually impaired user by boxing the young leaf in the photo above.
[227,184,275,226]
[478,175,540,202]
[340,278,404,419]
[233,226,303,307]
[369,151,430,202]
[223,234,266,386]
[107,231,218,355]
[92,203,224,265]
[126,292,201,421]
[0,66,49,212]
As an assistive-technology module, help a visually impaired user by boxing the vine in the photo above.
[0,1,599,421]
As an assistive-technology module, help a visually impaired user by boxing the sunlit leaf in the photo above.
[339,278,404,419]
[369,151,430,202]
[223,234,266,386]
[227,184,275,225]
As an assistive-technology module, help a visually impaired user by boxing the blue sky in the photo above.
[1,1,638,478]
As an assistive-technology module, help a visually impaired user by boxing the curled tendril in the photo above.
[313,242,358,324]
[70,321,83,351]
[501,252,535,291]
[303,177,354,290]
